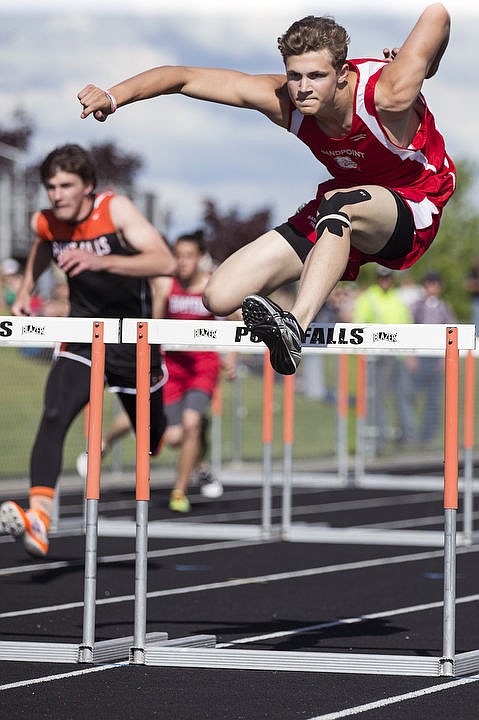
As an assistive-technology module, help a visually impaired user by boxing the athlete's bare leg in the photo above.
[203,229,303,317]
[291,185,399,329]
[103,409,132,453]
[164,409,202,494]
[241,186,401,374]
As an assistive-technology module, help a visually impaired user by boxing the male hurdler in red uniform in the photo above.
[78,4,454,375]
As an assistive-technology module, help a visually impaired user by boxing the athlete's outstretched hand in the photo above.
[78,84,113,122]
[382,47,400,62]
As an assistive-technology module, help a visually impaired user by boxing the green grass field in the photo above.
[0,347,471,480]
[0,349,350,479]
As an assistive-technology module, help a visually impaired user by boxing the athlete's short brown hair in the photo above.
[175,229,207,255]
[40,144,97,189]
[278,16,350,71]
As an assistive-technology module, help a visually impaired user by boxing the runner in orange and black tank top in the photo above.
[36,191,163,389]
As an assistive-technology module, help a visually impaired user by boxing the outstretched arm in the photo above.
[12,216,53,316]
[57,196,177,279]
[78,66,289,127]
[376,3,450,112]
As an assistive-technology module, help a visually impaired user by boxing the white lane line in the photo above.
[58,487,280,515]
[306,674,479,719]
[2,546,476,619]
[177,491,444,524]
[217,593,479,647]
[0,662,128,692]
[0,539,265,577]
[0,490,440,535]
[3,605,479,697]
[363,510,479,530]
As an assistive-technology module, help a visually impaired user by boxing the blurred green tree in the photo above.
[352,160,479,320]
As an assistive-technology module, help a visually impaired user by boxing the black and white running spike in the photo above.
[242,294,304,375]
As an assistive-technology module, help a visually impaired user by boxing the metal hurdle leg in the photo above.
[462,350,475,545]
[353,355,367,485]
[210,382,222,480]
[441,327,459,676]
[261,351,274,538]
[130,321,152,664]
[78,323,106,662]
[337,354,350,486]
[281,374,295,539]
[78,322,151,663]
[129,322,216,666]
[0,318,145,664]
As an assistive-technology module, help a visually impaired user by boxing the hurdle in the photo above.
[98,322,276,542]
[282,326,479,548]
[348,345,478,544]
[119,319,479,676]
[0,316,175,663]
[350,347,479,494]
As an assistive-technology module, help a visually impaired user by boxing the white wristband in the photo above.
[104,90,118,114]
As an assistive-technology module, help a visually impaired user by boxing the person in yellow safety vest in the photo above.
[353,266,416,453]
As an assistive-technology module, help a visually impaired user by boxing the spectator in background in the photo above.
[0,258,24,313]
[300,284,356,400]
[411,270,455,446]
[42,277,70,318]
[353,266,416,452]
[397,271,424,311]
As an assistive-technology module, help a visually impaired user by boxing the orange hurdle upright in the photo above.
[442,326,459,673]
[210,381,223,479]
[281,373,295,538]
[79,321,106,662]
[337,354,350,485]
[131,322,151,663]
[354,355,367,484]
[462,350,476,544]
[262,351,275,537]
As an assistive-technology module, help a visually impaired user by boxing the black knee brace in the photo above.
[315,188,372,238]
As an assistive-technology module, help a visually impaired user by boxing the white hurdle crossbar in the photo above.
[121,319,479,676]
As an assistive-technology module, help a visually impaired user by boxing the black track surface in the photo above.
[1,476,479,719]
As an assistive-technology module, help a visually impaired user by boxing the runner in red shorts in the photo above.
[153,230,236,512]
[78,4,454,375]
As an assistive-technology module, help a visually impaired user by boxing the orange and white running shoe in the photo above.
[0,501,49,557]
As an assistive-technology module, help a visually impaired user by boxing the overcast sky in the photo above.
[0,1,475,237]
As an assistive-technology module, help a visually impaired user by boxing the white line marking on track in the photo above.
[176,491,443,524]
[2,546,478,619]
[0,539,264,577]
[217,593,479,647]
[363,510,479,530]
[306,674,479,719]
[58,487,275,516]
[0,661,128,692]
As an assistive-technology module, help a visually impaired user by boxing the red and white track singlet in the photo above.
[286,58,456,279]
[163,277,221,404]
